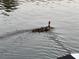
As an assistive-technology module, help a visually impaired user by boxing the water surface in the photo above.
[0,0,79,59]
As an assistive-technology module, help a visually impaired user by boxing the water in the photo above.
[0,0,79,59]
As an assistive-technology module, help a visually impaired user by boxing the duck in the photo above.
[32,21,54,32]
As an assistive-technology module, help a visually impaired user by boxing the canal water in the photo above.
[0,0,79,59]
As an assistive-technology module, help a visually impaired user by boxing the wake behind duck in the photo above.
[32,21,54,32]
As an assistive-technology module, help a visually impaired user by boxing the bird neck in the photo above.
[48,21,50,28]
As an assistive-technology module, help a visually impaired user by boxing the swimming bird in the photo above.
[32,21,54,32]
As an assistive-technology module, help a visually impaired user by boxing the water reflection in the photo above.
[0,0,18,12]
